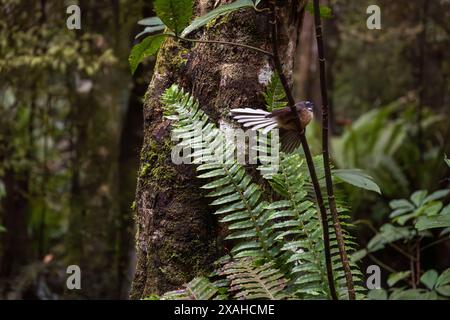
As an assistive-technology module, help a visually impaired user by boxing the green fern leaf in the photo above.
[263,72,287,111]
[221,258,288,300]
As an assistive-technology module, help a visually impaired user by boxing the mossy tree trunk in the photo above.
[131,0,307,299]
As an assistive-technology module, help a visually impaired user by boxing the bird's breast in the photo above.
[300,109,313,128]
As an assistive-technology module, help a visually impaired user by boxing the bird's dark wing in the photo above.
[269,106,292,117]
[280,129,301,153]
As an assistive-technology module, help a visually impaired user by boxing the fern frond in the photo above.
[262,153,365,299]
[265,153,330,298]
[161,84,278,262]
[263,72,287,111]
[251,131,280,180]
[161,277,226,300]
[220,258,288,300]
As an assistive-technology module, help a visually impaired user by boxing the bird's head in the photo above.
[305,101,314,112]
[295,101,314,113]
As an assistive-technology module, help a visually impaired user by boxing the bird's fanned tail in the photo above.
[230,108,278,134]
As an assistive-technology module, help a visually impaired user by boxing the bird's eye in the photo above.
[305,101,314,111]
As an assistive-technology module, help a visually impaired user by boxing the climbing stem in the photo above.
[312,0,355,300]
[269,0,338,300]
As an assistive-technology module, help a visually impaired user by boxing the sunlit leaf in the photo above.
[334,169,381,194]
[181,0,256,37]
[138,17,164,26]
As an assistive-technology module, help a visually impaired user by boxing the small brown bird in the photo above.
[230,101,314,153]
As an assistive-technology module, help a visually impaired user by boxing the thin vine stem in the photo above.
[174,35,274,57]
[269,1,338,300]
[312,0,355,300]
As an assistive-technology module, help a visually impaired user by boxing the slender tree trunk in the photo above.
[0,102,32,295]
[0,168,30,280]
[66,79,122,299]
[65,0,143,298]
[117,67,146,299]
[131,0,306,299]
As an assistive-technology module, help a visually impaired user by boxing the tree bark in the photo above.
[131,0,306,299]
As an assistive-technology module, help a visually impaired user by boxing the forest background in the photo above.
[0,0,449,299]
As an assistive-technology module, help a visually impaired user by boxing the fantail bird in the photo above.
[230,101,314,153]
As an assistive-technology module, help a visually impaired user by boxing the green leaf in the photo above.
[440,227,450,237]
[350,249,367,262]
[423,189,450,204]
[367,224,414,252]
[436,285,450,297]
[138,17,165,26]
[436,268,450,287]
[367,289,387,300]
[142,294,161,300]
[129,34,167,74]
[263,72,287,111]
[442,204,450,215]
[268,176,288,198]
[445,154,450,168]
[181,0,256,37]
[420,269,438,290]
[396,212,418,225]
[306,1,333,19]
[333,169,381,194]
[135,25,166,39]
[424,202,443,216]
[390,288,436,300]
[387,271,411,287]
[415,215,450,231]
[410,190,427,207]
[389,199,414,210]
[0,225,6,233]
[389,207,413,219]
[154,0,193,35]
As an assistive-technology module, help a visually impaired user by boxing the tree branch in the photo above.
[312,0,355,300]
[269,1,338,300]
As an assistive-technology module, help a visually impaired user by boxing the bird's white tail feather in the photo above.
[230,108,277,132]
[231,108,270,115]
